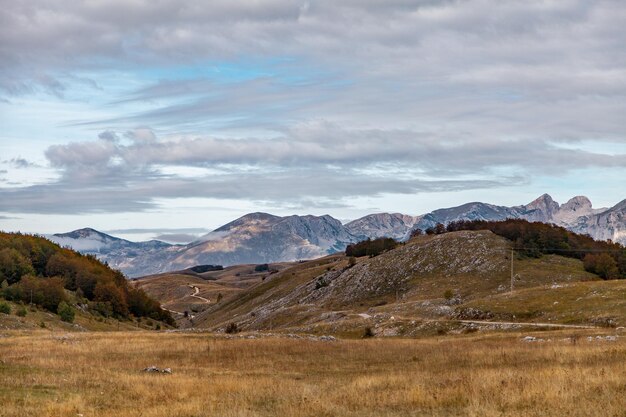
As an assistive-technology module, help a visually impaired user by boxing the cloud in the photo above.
[105,227,211,235]
[3,158,37,168]
[44,126,626,175]
[153,233,202,244]
[1,1,625,216]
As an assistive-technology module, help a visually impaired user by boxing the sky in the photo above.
[1,0,625,243]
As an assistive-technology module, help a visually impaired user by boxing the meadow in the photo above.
[1,330,624,416]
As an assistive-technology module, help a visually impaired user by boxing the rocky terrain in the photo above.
[50,194,626,277]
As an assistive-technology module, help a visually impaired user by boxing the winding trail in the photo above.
[162,285,211,317]
[188,285,210,304]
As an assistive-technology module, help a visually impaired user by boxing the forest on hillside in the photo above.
[0,232,174,325]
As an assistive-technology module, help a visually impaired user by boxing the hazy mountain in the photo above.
[48,228,176,277]
[51,194,626,277]
[165,213,356,271]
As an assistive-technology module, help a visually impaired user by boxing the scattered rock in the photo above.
[142,366,172,374]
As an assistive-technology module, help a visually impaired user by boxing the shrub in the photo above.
[363,327,374,338]
[0,301,10,315]
[315,278,329,289]
[254,264,269,272]
[348,256,356,268]
[16,305,27,317]
[58,301,75,323]
[444,289,454,300]
[225,322,238,334]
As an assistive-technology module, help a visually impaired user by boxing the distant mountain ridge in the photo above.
[49,194,626,277]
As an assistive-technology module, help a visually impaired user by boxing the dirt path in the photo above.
[457,319,597,329]
[188,285,210,304]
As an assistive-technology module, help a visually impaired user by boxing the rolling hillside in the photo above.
[137,228,624,337]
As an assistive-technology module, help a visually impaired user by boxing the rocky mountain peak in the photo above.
[560,196,592,211]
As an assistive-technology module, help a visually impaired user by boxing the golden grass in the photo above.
[1,330,625,416]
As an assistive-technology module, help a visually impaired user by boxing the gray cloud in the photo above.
[4,158,37,168]
[44,126,626,175]
[0,163,524,214]
[1,1,625,216]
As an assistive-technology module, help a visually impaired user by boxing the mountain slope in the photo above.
[164,213,357,272]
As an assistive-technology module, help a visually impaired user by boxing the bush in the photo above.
[254,264,269,272]
[444,289,454,300]
[363,327,374,338]
[58,301,75,323]
[16,305,27,317]
[0,301,10,315]
[225,322,238,334]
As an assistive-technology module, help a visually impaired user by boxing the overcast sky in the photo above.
[1,0,625,242]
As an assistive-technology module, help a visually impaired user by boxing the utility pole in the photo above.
[510,248,514,295]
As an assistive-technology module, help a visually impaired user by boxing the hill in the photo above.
[181,229,622,336]
[0,232,174,329]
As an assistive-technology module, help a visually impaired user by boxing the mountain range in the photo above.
[47,194,625,277]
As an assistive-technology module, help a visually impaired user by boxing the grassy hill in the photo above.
[177,230,618,336]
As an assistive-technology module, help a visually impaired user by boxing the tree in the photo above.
[585,253,620,279]
[0,248,35,284]
[94,281,129,317]
[58,301,75,323]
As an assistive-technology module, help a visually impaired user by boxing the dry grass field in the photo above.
[1,330,625,417]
